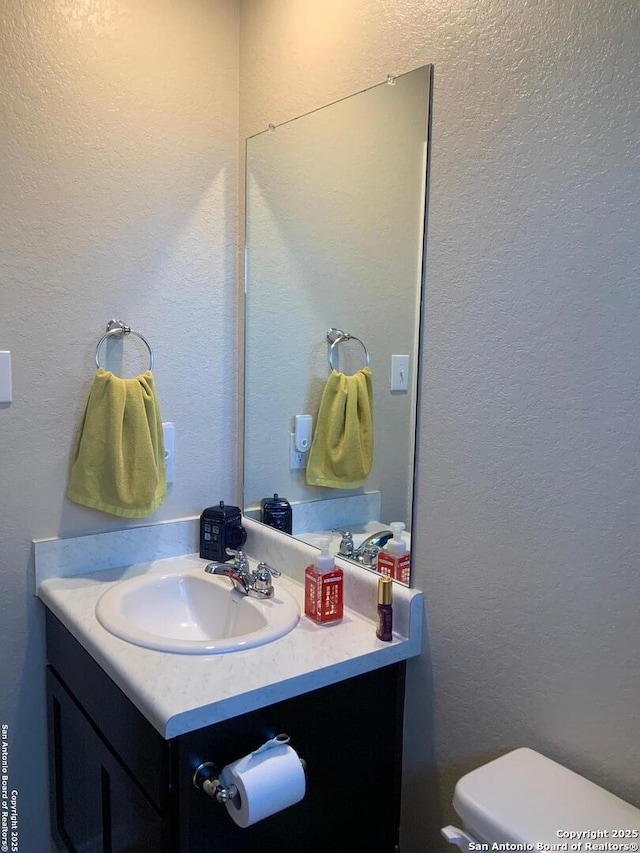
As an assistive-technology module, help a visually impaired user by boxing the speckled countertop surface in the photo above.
[37,520,423,739]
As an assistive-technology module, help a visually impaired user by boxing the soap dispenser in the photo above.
[304,537,343,625]
[377,522,410,584]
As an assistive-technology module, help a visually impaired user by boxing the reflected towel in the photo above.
[67,369,167,518]
[306,367,373,489]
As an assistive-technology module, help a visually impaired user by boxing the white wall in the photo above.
[239,0,640,849]
[0,1,238,848]
[2,2,638,848]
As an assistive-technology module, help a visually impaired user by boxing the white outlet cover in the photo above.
[290,433,308,469]
[163,422,175,484]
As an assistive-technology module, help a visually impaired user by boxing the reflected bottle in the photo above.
[376,522,410,584]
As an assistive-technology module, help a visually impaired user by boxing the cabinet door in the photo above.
[100,751,169,853]
[49,672,103,851]
[47,669,172,852]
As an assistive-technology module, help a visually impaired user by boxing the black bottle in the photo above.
[199,502,246,562]
[260,493,293,534]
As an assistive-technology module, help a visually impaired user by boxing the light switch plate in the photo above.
[390,354,409,392]
[0,351,12,403]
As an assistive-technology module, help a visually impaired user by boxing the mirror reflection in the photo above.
[243,65,432,585]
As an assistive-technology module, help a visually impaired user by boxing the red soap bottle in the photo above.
[304,538,343,625]
[376,522,410,584]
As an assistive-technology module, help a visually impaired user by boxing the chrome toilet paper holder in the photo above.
[192,733,306,805]
[193,761,238,804]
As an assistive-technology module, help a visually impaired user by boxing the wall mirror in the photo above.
[243,64,432,586]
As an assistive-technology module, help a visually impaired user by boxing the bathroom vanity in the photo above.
[46,611,405,851]
[37,519,423,852]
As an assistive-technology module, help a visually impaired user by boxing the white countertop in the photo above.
[38,529,423,739]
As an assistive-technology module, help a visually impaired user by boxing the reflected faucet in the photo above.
[205,549,281,598]
[336,530,394,566]
[334,530,354,558]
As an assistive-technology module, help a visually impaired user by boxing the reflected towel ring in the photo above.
[327,327,370,373]
[95,319,155,371]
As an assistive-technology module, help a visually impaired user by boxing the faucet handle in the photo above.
[334,530,354,555]
[225,548,248,571]
[253,562,281,597]
[255,561,281,581]
[361,545,380,566]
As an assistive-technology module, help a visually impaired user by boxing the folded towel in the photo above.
[67,369,167,518]
[306,367,373,489]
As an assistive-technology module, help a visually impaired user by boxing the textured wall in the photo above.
[2,2,638,848]
[0,1,238,848]
[239,0,640,849]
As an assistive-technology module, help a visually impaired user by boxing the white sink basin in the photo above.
[95,568,300,654]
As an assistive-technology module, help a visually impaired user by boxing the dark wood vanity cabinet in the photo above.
[46,612,406,853]
[48,669,170,851]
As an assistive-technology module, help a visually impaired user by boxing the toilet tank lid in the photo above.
[453,748,640,844]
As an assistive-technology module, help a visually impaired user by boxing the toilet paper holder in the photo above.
[193,761,239,804]
[192,733,306,805]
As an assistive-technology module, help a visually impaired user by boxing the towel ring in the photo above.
[95,319,155,371]
[327,327,370,373]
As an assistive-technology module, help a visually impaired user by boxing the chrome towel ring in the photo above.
[95,319,155,371]
[327,327,370,373]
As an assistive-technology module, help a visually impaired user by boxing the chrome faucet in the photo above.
[205,549,281,598]
[337,529,394,565]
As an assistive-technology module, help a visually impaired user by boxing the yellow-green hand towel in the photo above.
[306,367,373,489]
[67,369,167,518]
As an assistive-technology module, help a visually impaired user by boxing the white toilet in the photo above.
[442,748,640,850]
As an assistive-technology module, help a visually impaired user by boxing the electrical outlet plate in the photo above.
[290,433,308,469]
[163,422,175,484]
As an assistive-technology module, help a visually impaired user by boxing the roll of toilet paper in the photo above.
[219,736,306,829]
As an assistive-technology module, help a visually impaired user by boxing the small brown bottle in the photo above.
[376,576,393,641]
